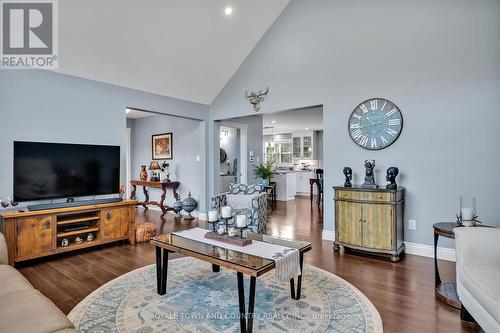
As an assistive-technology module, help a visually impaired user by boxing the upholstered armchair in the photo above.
[455,227,500,333]
[211,183,268,234]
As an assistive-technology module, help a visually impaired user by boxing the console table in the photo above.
[130,180,180,217]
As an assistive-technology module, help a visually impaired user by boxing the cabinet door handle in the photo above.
[106,212,112,220]
[43,220,51,228]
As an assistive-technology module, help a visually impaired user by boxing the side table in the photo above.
[433,222,493,309]
[130,180,180,217]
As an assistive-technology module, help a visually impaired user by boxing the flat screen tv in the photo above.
[14,141,120,202]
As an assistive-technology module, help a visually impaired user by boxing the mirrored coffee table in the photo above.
[151,230,312,333]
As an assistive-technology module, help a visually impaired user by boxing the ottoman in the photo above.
[135,222,157,243]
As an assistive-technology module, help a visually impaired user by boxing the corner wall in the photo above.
[0,70,210,210]
[209,0,500,247]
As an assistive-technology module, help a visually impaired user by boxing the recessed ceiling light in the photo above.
[224,6,233,15]
[305,127,309,130]
[271,120,276,124]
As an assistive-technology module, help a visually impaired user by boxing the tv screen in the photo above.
[14,141,120,202]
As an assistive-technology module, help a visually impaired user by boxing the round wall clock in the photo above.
[348,98,403,150]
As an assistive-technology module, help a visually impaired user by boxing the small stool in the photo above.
[135,222,157,243]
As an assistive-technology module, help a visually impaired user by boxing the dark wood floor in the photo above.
[17,197,481,333]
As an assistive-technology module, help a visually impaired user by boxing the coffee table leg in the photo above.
[156,247,169,295]
[290,252,304,300]
[237,272,247,333]
[247,276,256,333]
[236,272,257,333]
[212,264,220,273]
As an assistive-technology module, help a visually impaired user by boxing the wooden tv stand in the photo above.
[0,200,137,266]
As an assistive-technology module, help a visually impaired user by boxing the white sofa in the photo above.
[0,232,78,333]
[455,227,500,333]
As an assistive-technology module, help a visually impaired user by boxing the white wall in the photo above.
[129,114,203,211]
[0,71,210,210]
[210,0,500,246]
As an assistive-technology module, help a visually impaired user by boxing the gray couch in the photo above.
[455,227,500,333]
[0,232,78,333]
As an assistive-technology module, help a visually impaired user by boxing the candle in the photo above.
[462,208,474,221]
[236,214,247,228]
[208,210,219,222]
[221,206,232,218]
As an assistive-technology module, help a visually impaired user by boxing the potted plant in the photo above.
[254,162,274,187]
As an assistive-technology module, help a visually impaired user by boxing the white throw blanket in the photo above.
[172,227,301,284]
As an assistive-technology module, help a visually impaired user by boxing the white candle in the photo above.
[462,208,474,221]
[208,210,219,222]
[236,214,247,228]
[221,206,232,218]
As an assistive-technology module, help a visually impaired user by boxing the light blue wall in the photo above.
[129,114,203,211]
[210,0,500,246]
[0,70,210,210]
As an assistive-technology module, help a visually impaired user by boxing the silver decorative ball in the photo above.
[173,199,183,218]
[182,192,197,220]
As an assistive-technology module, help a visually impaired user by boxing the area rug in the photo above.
[68,257,383,333]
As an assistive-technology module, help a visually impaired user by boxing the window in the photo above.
[264,141,292,165]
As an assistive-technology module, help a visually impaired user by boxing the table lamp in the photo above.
[149,161,161,181]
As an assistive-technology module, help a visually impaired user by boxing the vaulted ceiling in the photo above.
[55,0,289,105]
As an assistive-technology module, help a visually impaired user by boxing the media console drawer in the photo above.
[0,200,137,266]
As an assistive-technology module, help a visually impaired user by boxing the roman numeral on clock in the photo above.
[386,128,398,137]
[352,113,362,120]
[358,135,368,147]
[351,129,363,140]
[370,137,377,149]
[386,108,397,117]
[350,123,361,129]
[381,135,388,145]
[388,118,401,126]
[359,104,369,114]
[370,99,377,110]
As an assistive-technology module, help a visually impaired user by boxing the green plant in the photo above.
[253,162,274,181]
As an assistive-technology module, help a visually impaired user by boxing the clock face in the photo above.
[348,98,403,150]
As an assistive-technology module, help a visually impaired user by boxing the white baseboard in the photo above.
[321,230,455,262]
[404,241,455,262]
[322,230,336,241]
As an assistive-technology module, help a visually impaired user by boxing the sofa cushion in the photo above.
[460,264,500,323]
[0,288,75,333]
[226,194,257,211]
[0,265,33,296]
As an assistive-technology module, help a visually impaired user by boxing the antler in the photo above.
[244,90,252,98]
[258,87,269,96]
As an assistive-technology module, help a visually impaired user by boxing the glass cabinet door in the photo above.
[302,136,312,158]
[292,137,301,158]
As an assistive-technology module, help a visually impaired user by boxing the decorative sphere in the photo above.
[182,192,197,213]
[173,199,183,213]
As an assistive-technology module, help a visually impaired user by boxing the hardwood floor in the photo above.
[17,196,481,333]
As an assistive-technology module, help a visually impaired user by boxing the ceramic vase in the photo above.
[140,165,148,181]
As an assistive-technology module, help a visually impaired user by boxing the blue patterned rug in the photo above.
[68,257,382,332]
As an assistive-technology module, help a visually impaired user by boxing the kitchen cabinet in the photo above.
[272,172,297,201]
[292,132,315,160]
[296,171,317,195]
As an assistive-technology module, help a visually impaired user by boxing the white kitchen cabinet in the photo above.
[292,132,315,160]
[296,171,317,195]
[272,172,297,201]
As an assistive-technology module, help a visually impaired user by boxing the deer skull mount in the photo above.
[244,87,269,112]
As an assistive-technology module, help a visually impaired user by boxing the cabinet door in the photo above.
[362,203,393,250]
[292,137,301,158]
[336,201,363,246]
[102,208,130,240]
[16,216,54,258]
[302,136,312,158]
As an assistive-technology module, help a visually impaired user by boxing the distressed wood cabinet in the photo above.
[333,186,405,262]
[0,200,136,266]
